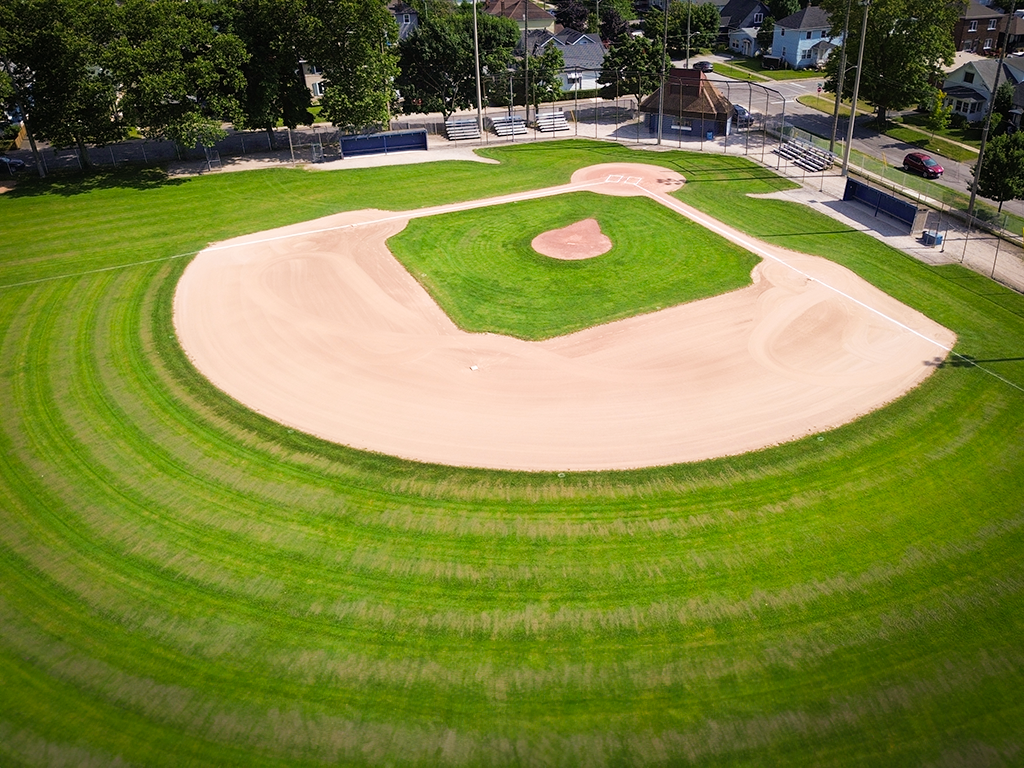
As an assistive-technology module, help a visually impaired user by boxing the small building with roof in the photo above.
[942,57,1024,119]
[639,68,737,136]
[953,0,1007,54]
[485,0,558,33]
[520,28,608,92]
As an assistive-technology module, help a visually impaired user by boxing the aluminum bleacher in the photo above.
[772,139,836,173]
[489,115,528,137]
[535,111,570,132]
[445,117,481,141]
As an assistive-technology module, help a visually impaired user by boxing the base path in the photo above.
[173,163,956,471]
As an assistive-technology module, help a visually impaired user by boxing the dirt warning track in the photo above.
[173,163,955,471]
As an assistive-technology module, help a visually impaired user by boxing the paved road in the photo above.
[697,52,1024,223]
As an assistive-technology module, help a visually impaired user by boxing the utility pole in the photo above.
[829,0,853,154]
[657,0,670,144]
[473,0,483,135]
[967,0,1018,220]
[840,0,870,176]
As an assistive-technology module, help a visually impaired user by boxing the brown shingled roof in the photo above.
[638,69,734,121]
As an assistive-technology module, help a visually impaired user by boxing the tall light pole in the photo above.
[840,0,870,176]
[829,0,853,154]
[657,0,670,144]
[967,0,1018,221]
[473,1,484,135]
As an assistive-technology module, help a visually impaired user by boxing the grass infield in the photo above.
[0,140,1023,767]
[387,192,759,339]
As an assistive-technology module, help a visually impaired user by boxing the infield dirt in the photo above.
[173,162,956,470]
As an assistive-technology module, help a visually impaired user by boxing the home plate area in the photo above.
[173,163,954,471]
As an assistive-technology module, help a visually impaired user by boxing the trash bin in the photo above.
[706,130,714,141]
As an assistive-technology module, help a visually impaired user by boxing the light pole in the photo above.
[657,0,670,144]
[829,0,853,154]
[473,1,483,135]
[840,0,870,176]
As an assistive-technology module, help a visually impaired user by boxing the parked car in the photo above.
[733,104,754,127]
[902,152,943,178]
[0,155,26,174]
[692,61,714,72]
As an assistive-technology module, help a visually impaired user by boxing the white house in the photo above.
[771,6,840,70]
[942,58,1024,119]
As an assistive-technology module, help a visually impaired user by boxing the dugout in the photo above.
[339,129,427,158]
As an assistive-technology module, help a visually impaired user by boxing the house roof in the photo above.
[962,0,1005,20]
[776,5,831,30]
[718,0,767,31]
[944,84,986,102]
[521,28,606,69]
[485,0,554,23]
[972,58,1024,91]
[638,68,734,119]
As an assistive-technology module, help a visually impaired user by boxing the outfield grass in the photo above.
[1,140,1023,767]
[387,192,759,339]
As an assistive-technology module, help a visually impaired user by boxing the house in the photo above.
[639,67,736,136]
[720,0,770,55]
[953,0,1006,54]
[388,1,419,42]
[770,6,840,70]
[301,62,326,100]
[485,0,557,33]
[521,29,608,92]
[942,58,1024,119]
[1002,11,1024,54]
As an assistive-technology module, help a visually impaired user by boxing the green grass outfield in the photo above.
[1,139,1023,767]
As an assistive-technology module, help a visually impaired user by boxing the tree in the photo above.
[517,42,565,111]
[927,90,953,133]
[232,0,314,149]
[820,0,966,127]
[305,0,399,130]
[110,0,248,149]
[598,35,668,103]
[643,2,720,58]
[397,7,518,120]
[554,0,590,31]
[994,80,1015,126]
[974,130,1024,212]
[600,6,631,45]
[756,16,775,55]
[1,0,124,172]
[766,0,799,22]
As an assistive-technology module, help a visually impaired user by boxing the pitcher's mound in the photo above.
[532,218,612,260]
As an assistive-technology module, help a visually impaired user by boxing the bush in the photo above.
[951,113,968,130]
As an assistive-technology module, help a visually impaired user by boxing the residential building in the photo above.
[720,0,771,55]
[942,57,1024,118]
[388,1,420,42]
[770,6,840,70]
[485,0,558,33]
[521,29,608,91]
[301,61,326,100]
[953,0,1006,53]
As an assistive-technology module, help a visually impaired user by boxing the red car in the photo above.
[902,152,943,178]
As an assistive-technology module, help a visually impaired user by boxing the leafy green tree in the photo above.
[516,42,565,111]
[554,0,590,31]
[598,35,668,103]
[305,0,399,130]
[767,0,799,21]
[927,90,953,133]
[994,80,1015,124]
[600,6,631,44]
[1,0,124,171]
[820,0,966,127]
[643,2,719,58]
[110,0,248,149]
[397,7,518,120]
[232,0,313,148]
[974,130,1024,212]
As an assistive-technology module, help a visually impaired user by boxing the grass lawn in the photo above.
[721,56,823,80]
[1,139,1023,767]
[387,192,759,339]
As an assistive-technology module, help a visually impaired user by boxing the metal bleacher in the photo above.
[444,117,481,141]
[772,139,836,173]
[489,114,528,137]
[535,111,570,132]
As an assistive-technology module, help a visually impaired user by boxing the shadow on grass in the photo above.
[7,166,188,198]
[926,354,1024,368]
